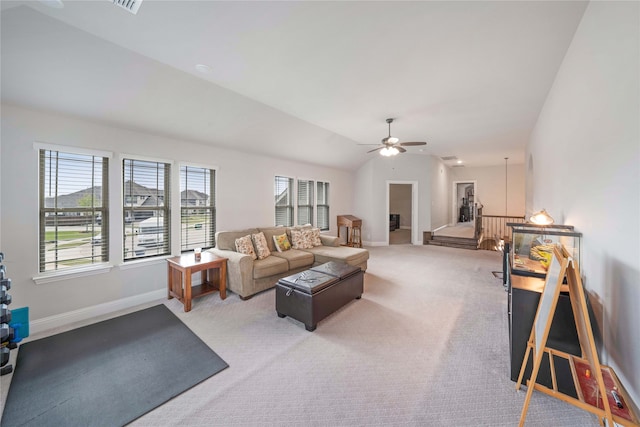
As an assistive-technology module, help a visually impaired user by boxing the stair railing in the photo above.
[478,213,525,245]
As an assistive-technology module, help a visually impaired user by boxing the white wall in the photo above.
[0,104,355,323]
[354,154,434,245]
[528,1,639,408]
[451,163,525,217]
[428,156,450,230]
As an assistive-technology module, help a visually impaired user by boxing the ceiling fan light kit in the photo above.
[364,118,427,157]
[380,146,400,157]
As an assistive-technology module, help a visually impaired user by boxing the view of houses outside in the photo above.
[40,149,108,272]
[43,181,212,269]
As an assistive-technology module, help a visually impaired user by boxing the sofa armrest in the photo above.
[320,235,340,247]
[209,248,254,298]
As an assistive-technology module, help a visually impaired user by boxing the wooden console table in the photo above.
[167,252,227,312]
[337,215,362,248]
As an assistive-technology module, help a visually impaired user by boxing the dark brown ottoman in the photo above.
[276,262,363,331]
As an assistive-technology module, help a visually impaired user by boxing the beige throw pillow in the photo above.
[235,235,257,260]
[251,232,271,260]
[310,228,322,247]
[291,229,315,249]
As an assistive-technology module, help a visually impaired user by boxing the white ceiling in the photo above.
[1,1,587,170]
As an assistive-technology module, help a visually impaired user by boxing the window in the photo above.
[39,149,108,272]
[123,159,170,260]
[297,179,314,226]
[275,176,294,226]
[316,181,330,231]
[181,166,216,251]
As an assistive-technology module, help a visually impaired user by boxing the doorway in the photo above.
[387,181,418,245]
[452,181,477,225]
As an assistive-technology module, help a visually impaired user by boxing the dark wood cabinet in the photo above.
[508,274,581,397]
[389,214,400,231]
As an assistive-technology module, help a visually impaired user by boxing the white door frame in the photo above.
[386,180,419,245]
[451,180,477,225]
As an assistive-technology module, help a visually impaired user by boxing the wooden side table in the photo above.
[167,251,227,312]
[337,214,362,248]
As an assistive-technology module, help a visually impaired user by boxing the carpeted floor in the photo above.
[389,228,411,244]
[1,245,601,426]
[435,221,475,238]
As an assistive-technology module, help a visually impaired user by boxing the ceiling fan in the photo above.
[363,118,427,156]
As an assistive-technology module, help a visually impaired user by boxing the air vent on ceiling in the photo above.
[441,155,458,161]
[452,164,465,168]
[111,0,143,15]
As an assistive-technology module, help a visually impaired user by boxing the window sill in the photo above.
[118,255,171,270]
[33,263,114,285]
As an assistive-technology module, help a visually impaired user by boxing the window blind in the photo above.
[275,176,294,226]
[39,149,109,272]
[297,179,314,226]
[316,181,330,231]
[123,159,170,260]
[181,166,216,251]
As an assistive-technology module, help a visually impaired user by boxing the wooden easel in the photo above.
[516,245,639,427]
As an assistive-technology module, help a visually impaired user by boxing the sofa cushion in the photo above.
[303,245,369,266]
[309,228,322,246]
[291,229,315,249]
[253,256,289,279]
[259,227,287,252]
[216,228,259,251]
[271,249,314,270]
[251,232,271,260]
[285,224,312,241]
[235,235,257,260]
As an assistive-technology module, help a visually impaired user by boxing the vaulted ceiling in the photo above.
[1,1,587,170]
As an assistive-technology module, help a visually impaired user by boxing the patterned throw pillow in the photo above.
[309,228,322,247]
[251,232,271,260]
[273,233,291,252]
[291,229,315,249]
[235,235,257,260]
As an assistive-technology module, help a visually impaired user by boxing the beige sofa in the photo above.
[209,226,369,299]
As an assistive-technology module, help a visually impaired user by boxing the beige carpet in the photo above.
[435,222,475,238]
[389,228,411,244]
[1,245,600,426]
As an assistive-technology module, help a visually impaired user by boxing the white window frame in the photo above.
[179,162,218,252]
[274,175,295,227]
[33,143,113,284]
[121,153,173,262]
[274,175,331,229]
[316,180,330,231]
[297,178,314,226]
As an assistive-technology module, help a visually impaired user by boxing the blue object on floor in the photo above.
[9,306,29,343]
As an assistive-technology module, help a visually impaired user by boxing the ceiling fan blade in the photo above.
[358,143,383,146]
[367,146,384,153]
[399,141,427,146]
[397,146,407,153]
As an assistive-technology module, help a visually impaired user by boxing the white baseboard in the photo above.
[400,225,411,230]
[433,224,448,232]
[364,241,387,247]
[29,289,166,335]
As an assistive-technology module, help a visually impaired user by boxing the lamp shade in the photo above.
[529,209,554,225]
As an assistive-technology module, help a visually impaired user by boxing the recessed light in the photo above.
[457,160,463,164]
[195,64,213,74]
[39,0,64,8]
